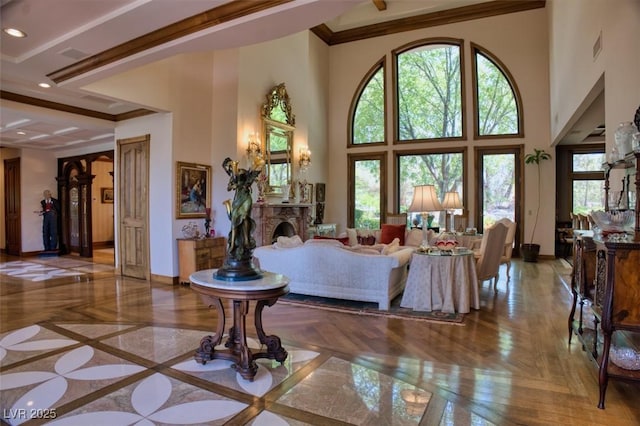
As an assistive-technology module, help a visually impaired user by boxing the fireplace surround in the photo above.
[252,203,311,246]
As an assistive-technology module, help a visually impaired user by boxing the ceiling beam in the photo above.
[47,0,293,84]
[0,91,155,122]
[312,0,545,45]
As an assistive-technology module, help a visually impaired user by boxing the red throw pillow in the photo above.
[313,235,350,245]
[380,224,406,245]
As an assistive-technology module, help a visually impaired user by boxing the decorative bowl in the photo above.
[610,345,640,370]
[435,240,458,250]
[590,210,634,234]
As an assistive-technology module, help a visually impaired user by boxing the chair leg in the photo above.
[506,261,511,279]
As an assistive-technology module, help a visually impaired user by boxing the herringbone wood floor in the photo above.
[1,253,639,425]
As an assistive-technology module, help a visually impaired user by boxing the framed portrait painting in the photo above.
[176,161,211,219]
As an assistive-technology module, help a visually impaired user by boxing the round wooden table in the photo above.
[189,269,289,381]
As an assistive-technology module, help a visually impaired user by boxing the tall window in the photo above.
[397,150,464,228]
[571,151,605,214]
[348,153,387,229]
[395,40,463,141]
[472,44,522,138]
[347,38,523,224]
[350,60,385,145]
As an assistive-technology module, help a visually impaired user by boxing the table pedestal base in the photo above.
[194,295,287,381]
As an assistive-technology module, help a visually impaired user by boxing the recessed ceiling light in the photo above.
[17,131,26,135]
[3,28,27,38]
[38,83,51,88]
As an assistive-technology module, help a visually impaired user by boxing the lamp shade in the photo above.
[441,191,463,210]
[408,185,443,213]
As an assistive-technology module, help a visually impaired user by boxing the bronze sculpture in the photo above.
[215,156,265,281]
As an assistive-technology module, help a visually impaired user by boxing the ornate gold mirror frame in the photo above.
[261,83,295,195]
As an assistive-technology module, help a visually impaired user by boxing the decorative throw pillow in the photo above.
[380,224,406,245]
[273,235,303,249]
[357,235,377,246]
[313,235,350,245]
[346,228,358,246]
[381,237,400,255]
[405,228,423,247]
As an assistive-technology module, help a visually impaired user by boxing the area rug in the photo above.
[278,293,464,325]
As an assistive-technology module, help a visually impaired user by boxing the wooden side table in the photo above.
[189,270,289,381]
[177,237,225,284]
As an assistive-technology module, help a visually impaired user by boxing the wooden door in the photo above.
[474,145,523,257]
[118,135,150,279]
[4,158,21,255]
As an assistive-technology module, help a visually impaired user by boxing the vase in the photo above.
[281,184,291,203]
[614,121,637,157]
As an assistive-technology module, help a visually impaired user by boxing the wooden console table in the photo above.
[189,270,289,381]
[177,237,225,284]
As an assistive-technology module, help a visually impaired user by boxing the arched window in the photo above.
[349,58,385,146]
[394,39,464,142]
[472,43,523,138]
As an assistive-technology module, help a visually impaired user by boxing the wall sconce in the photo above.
[246,134,262,160]
[299,146,311,170]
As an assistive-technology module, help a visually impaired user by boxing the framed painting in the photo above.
[315,183,325,203]
[176,161,211,219]
[101,187,114,203]
[299,182,313,204]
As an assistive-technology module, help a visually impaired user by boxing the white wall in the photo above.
[326,8,553,253]
[20,149,59,252]
[549,0,640,146]
[114,113,173,276]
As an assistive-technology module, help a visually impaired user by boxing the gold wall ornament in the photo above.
[261,83,295,194]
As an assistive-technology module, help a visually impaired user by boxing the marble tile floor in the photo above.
[0,256,491,425]
[0,322,478,426]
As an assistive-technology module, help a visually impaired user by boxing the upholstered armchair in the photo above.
[385,212,408,227]
[474,222,508,290]
[496,218,517,279]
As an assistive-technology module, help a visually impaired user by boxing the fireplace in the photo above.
[252,203,311,246]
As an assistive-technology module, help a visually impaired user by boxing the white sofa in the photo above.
[253,239,414,310]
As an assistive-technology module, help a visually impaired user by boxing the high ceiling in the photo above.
[1,0,546,152]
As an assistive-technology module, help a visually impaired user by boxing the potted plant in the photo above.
[522,148,552,262]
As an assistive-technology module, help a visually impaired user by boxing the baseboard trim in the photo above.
[151,273,179,285]
[93,241,114,249]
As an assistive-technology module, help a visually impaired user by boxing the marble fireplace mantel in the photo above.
[252,203,311,246]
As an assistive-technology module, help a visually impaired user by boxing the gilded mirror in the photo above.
[261,83,294,194]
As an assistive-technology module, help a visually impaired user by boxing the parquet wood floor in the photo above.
[1,253,639,425]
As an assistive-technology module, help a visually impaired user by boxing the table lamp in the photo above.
[408,185,443,246]
[441,191,463,233]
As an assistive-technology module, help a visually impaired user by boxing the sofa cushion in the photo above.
[380,224,406,245]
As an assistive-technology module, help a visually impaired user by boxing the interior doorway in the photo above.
[3,158,21,256]
[91,155,114,264]
[475,145,523,257]
[58,150,114,257]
